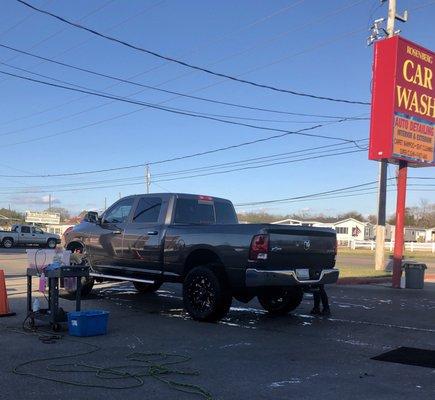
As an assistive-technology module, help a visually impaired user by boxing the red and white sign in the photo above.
[369,36,435,167]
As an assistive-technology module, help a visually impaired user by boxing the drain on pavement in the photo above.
[372,347,435,369]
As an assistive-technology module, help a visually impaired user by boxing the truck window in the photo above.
[133,197,162,223]
[215,201,238,224]
[174,198,215,224]
[21,226,31,233]
[32,227,43,234]
[104,198,134,224]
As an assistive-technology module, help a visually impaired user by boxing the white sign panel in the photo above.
[25,211,60,225]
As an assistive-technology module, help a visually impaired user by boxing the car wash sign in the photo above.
[369,36,435,167]
[25,211,60,225]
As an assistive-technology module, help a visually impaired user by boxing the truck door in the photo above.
[86,197,134,273]
[19,225,33,244]
[121,196,164,275]
[32,227,46,245]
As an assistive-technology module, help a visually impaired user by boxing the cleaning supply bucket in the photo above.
[67,310,109,337]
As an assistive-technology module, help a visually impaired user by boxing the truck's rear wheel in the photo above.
[257,287,303,315]
[64,277,95,297]
[47,238,57,249]
[183,266,232,322]
[2,238,14,248]
[133,281,162,293]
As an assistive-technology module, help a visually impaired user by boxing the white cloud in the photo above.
[9,195,61,206]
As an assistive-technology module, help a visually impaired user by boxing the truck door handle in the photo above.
[147,231,158,235]
[112,230,122,234]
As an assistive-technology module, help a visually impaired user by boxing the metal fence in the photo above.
[339,240,435,253]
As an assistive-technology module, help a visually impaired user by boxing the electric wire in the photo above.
[0,0,167,127]
[0,128,366,178]
[0,43,367,121]
[0,141,368,188]
[0,69,361,147]
[15,0,370,105]
[0,148,367,194]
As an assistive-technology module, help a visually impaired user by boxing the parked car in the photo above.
[0,224,61,249]
[64,193,338,321]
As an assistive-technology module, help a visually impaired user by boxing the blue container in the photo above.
[67,310,109,337]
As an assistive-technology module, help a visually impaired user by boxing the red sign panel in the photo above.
[369,36,435,167]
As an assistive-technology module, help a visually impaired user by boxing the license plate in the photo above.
[296,269,310,280]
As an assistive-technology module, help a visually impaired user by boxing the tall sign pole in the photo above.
[369,33,434,289]
[392,160,407,287]
[374,0,407,271]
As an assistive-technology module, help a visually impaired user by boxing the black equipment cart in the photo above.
[26,265,89,331]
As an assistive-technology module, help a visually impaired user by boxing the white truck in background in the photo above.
[0,224,61,248]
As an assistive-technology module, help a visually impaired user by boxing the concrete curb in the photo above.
[337,277,391,285]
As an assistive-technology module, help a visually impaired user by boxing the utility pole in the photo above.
[374,0,407,271]
[145,164,151,194]
[48,193,52,212]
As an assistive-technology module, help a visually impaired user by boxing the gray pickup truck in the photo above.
[64,193,338,321]
[0,224,61,249]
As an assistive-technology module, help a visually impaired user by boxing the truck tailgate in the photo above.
[265,227,336,269]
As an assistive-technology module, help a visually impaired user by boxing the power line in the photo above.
[0,1,312,129]
[0,115,365,177]
[236,187,435,209]
[15,0,370,105]
[0,62,369,139]
[0,69,362,149]
[0,43,367,121]
[0,148,368,194]
[0,141,368,186]
[0,0,116,80]
[235,180,381,206]
[0,1,167,128]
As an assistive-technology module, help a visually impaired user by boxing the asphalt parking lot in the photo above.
[1,250,435,399]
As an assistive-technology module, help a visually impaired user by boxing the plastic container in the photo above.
[27,249,56,270]
[404,262,427,289]
[27,249,71,270]
[67,310,109,337]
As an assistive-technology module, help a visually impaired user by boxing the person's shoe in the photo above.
[310,307,321,316]
[321,307,331,317]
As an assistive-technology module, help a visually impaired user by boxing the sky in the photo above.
[0,0,433,218]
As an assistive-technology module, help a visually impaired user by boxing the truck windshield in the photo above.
[174,198,237,224]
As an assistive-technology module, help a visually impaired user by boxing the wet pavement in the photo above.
[1,274,435,400]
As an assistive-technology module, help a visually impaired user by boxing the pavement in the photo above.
[1,249,435,399]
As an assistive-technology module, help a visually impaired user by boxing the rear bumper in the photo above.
[245,268,339,287]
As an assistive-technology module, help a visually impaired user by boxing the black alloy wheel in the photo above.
[257,287,304,315]
[183,266,232,322]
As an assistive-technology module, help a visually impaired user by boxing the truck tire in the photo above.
[257,287,303,315]
[133,281,162,293]
[2,238,14,248]
[64,277,95,297]
[183,266,232,322]
[47,238,57,249]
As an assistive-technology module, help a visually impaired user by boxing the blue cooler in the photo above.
[67,310,109,337]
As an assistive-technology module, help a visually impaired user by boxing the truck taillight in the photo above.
[249,234,269,261]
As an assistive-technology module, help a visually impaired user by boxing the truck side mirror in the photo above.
[85,211,99,224]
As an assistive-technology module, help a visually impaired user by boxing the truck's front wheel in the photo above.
[183,266,232,322]
[257,287,303,315]
[47,238,57,249]
[2,238,14,248]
